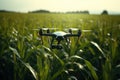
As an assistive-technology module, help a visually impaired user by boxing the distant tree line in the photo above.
[28,10,90,14]
[28,10,50,13]
[0,10,16,13]
[101,10,108,15]
[0,9,109,15]
[66,10,89,14]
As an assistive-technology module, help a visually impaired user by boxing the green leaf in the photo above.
[50,68,64,80]
[70,55,84,60]
[19,59,38,80]
[74,62,84,70]
[91,41,106,58]
[85,60,98,80]
[116,64,120,68]
[9,46,21,58]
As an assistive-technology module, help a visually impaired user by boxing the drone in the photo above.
[34,28,91,49]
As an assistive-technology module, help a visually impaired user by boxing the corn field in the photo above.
[0,13,120,80]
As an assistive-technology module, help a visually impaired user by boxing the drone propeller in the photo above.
[67,28,91,31]
[32,29,39,31]
[42,28,58,30]
[32,28,58,31]
[64,28,78,32]
[82,30,92,32]
[69,28,79,31]
[42,28,49,30]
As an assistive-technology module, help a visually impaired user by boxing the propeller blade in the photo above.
[32,29,39,31]
[82,30,92,32]
[69,28,78,31]
[42,28,49,30]
[32,28,58,31]
[42,28,58,30]
[64,28,79,32]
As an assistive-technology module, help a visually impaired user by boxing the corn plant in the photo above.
[0,13,120,80]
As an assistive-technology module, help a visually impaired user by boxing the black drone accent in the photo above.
[38,28,82,49]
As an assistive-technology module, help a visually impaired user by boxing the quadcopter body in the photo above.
[38,28,81,49]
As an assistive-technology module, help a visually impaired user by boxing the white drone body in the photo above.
[38,28,81,49]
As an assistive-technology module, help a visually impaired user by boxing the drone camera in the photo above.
[56,36,64,41]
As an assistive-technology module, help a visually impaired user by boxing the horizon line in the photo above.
[0,9,120,15]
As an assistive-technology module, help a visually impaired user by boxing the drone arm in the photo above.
[39,33,55,36]
[38,29,56,45]
[65,29,82,37]
[39,29,55,37]
[65,34,80,37]
[65,32,81,38]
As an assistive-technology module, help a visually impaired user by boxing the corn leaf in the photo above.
[85,60,98,80]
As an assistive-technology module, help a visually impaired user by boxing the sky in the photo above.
[0,0,120,14]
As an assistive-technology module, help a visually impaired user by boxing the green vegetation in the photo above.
[0,13,120,80]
